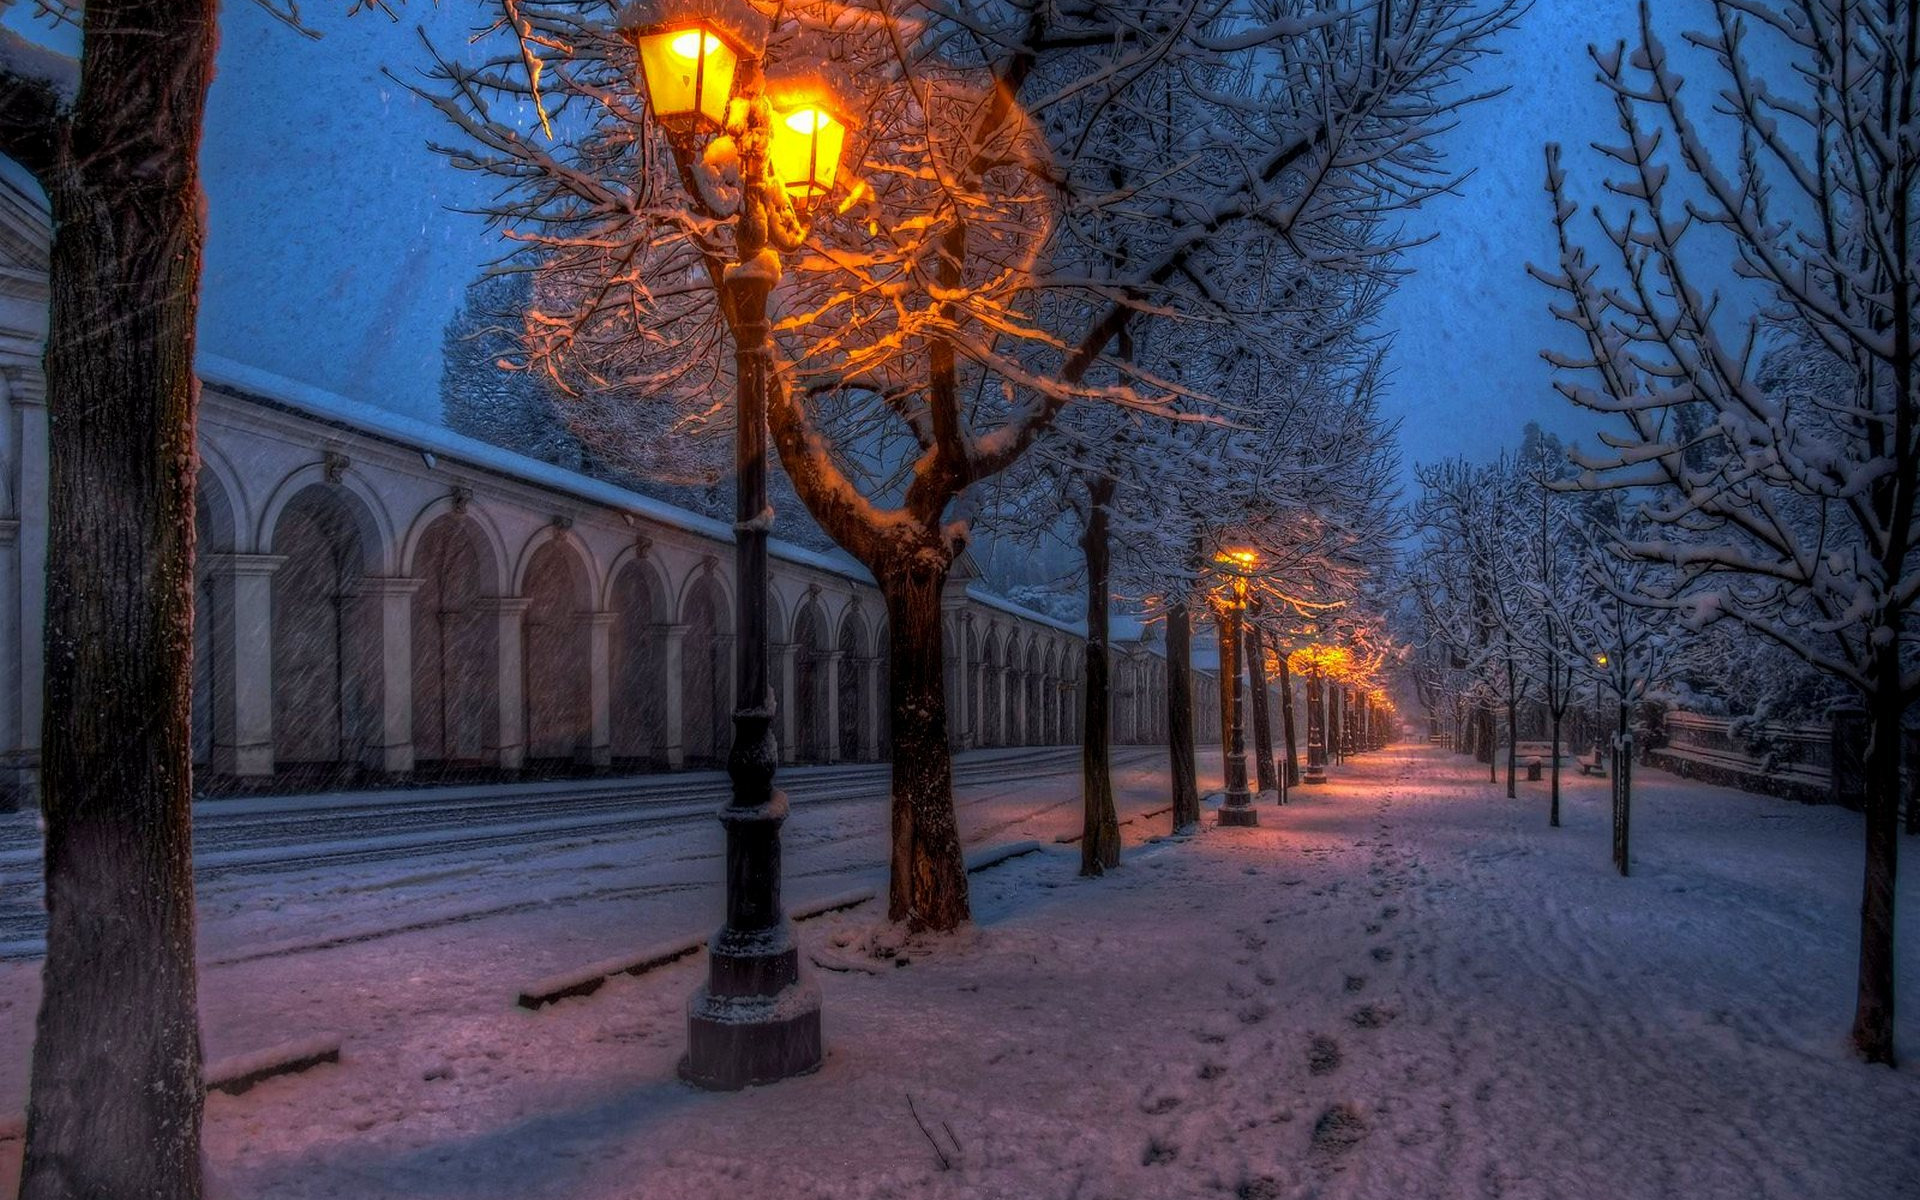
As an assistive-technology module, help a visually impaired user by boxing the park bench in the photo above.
[1578,748,1605,776]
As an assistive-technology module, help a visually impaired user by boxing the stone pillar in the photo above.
[657,622,688,768]
[860,656,883,760]
[357,575,422,776]
[203,553,285,778]
[823,649,844,763]
[774,641,799,765]
[6,370,46,805]
[952,613,972,749]
[583,610,615,768]
[480,596,530,770]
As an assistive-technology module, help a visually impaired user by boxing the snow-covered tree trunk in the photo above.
[1,4,216,1195]
[1078,477,1120,874]
[1165,600,1200,832]
[879,555,970,930]
[1278,656,1299,792]
[1855,638,1904,1056]
[1611,700,1631,878]
[1246,621,1277,794]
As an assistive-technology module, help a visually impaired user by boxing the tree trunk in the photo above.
[1850,661,1903,1064]
[1549,710,1562,828]
[1077,483,1120,874]
[1611,700,1632,877]
[1215,608,1234,773]
[20,5,217,1198]
[1505,675,1517,800]
[1245,622,1276,794]
[880,562,970,931]
[1278,656,1298,794]
[1165,600,1200,832]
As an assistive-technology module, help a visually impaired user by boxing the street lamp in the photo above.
[623,0,857,1090]
[1214,549,1258,827]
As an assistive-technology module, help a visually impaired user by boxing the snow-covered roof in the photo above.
[198,353,874,584]
[197,355,1090,648]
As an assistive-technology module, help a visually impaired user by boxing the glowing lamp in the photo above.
[1595,653,1609,667]
[621,1,767,133]
[765,70,858,206]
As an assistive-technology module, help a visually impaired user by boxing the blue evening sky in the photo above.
[5,0,1741,486]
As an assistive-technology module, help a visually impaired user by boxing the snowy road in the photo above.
[0,745,1157,961]
[5,745,1915,1200]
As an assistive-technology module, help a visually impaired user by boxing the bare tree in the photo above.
[1533,0,1919,1062]
[2,7,215,1198]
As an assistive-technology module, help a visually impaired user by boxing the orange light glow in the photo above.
[668,29,719,60]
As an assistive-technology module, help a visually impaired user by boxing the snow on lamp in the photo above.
[621,0,768,134]
[765,67,858,206]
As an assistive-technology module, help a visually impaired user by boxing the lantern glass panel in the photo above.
[769,104,847,202]
[636,23,739,130]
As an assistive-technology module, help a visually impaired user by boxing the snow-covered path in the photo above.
[5,744,1917,1199]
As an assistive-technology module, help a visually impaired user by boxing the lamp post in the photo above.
[1302,659,1327,784]
[623,0,857,1090]
[1215,550,1258,827]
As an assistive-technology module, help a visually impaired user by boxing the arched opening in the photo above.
[1026,642,1043,745]
[191,466,237,776]
[681,574,731,766]
[837,608,866,762]
[793,600,831,762]
[610,562,664,767]
[411,514,500,774]
[522,539,590,768]
[271,484,378,780]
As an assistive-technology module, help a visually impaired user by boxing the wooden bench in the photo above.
[1578,748,1605,776]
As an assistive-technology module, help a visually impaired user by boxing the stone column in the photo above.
[774,641,799,764]
[203,553,285,778]
[583,610,615,768]
[657,622,688,768]
[357,575,422,776]
[860,656,882,760]
[479,596,530,770]
[952,613,972,749]
[823,649,844,763]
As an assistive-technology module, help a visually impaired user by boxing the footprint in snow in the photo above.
[1348,1004,1397,1029]
[1310,1103,1369,1157]
[1344,974,1367,993]
[1370,946,1394,963]
[1308,1034,1343,1075]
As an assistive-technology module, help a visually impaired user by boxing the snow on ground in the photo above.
[4,744,1918,1199]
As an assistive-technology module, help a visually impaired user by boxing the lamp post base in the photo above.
[1302,765,1327,785]
[1218,793,1260,826]
[682,935,822,1090]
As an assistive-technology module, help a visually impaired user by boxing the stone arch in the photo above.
[608,554,669,765]
[875,614,892,761]
[512,525,602,603]
[521,537,592,766]
[680,570,732,765]
[836,605,871,762]
[1004,631,1025,746]
[268,482,385,776]
[400,494,511,597]
[792,595,832,762]
[259,462,395,576]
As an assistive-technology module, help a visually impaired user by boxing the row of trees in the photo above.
[427,0,1519,923]
[1409,0,1917,1067]
[0,1,1522,1194]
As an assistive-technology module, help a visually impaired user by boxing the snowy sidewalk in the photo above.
[8,745,1919,1199]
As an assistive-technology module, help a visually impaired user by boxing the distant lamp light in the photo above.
[1595,653,1609,667]
[766,70,858,206]
[621,1,767,134]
